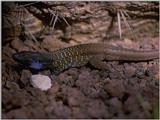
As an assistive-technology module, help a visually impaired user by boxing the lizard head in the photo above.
[13,51,53,70]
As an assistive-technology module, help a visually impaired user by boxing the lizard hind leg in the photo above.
[89,55,109,70]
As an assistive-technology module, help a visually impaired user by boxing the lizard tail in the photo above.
[105,49,159,61]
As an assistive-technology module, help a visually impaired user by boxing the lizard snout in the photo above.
[12,51,31,64]
[12,53,20,62]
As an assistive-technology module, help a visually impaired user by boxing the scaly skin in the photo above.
[13,43,159,74]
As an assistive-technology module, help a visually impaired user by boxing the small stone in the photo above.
[18,46,30,52]
[20,70,32,87]
[24,40,40,50]
[30,74,52,91]
[11,38,24,50]
[42,35,69,51]
[73,35,90,43]
[104,79,125,99]
[124,64,136,77]
[6,81,20,90]
[109,97,122,109]
[3,46,16,58]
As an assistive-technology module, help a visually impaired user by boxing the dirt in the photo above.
[2,1,159,119]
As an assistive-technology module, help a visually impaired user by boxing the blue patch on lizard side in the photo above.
[29,61,43,70]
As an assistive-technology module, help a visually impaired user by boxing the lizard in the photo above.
[13,43,159,74]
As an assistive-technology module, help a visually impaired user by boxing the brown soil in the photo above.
[2,2,159,119]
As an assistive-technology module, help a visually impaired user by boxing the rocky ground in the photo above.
[2,2,159,119]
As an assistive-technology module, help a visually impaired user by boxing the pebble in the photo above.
[20,70,32,87]
[124,64,136,78]
[109,97,122,111]
[30,74,52,91]
[11,38,24,50]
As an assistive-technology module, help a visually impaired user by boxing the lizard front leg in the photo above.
[89,55,109,70]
